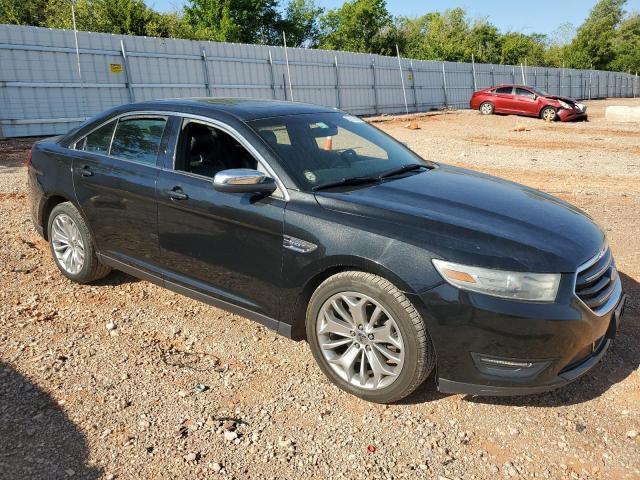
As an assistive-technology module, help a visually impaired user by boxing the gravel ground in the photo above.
[1,98,639,480]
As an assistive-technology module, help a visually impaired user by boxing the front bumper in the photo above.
[558,108,588,122]
[411,274,625,396]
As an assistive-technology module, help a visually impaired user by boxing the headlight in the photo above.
[432,259,560,302]
[558,100,571,109]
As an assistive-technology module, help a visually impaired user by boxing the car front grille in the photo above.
[575,246,619,315]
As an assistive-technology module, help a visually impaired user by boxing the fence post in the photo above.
[201,48,212,97]
[471,54,477,92]
[120,40,134,102]
[334,55,341,109]
[588,70,592,100]
[371,59,379,115]
[512,66,515,84]
[396,45,409,115]
[568,73,572,98]
[558,69,561,96]
[282,73,288,101]
[410,59,418,112]
[267,50,277,99]
[545,69,549,92]
[442,62,449,108]
[282,32,294,101]
[491,66,495,87]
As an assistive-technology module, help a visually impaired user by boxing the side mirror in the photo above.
[533,95,538,100]
[213,168,277,194]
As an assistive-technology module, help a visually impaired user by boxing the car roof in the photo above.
[491,84,535,89]
[119,97,338,121]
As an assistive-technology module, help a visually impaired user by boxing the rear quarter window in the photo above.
[78,120,117,153]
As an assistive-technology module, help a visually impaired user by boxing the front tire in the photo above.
[540,106,557,122]
[306,271,436,403]
[479,102,494,115]
[48,202,111,283]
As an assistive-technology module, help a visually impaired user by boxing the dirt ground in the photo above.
[1,98,639,480]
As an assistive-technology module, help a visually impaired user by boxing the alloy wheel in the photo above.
[316,292,405,390]
[480,103,493,114]
[51,213,85,275]
[542,108,556,121]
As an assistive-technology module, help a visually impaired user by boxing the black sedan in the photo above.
[27,98,626,402]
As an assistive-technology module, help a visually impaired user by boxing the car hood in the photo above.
[314,165,604,272]
[545,95,577,104]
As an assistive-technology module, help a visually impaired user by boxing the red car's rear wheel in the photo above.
[479,102,494,115]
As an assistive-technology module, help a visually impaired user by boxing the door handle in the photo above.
[78,165,93,177]
[167,187,188,201]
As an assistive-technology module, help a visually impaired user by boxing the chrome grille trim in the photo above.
[574,245,621,316]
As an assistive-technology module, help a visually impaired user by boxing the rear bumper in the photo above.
[558,109,588,122]
[411,276,626,397]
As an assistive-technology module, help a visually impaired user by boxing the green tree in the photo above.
[610,13,640,72]
[319,0,394,54]
[281,0,323,47]
[184,0,280,44]
[43,0,153,36]
[145,11,198,39]
[468,20,502,64]
[0,0,48,25]
[500,32,546,66]
[568,0,626,68]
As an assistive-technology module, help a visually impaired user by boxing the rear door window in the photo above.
[494,87,514,94]
[110,117,167,165]
[78,120,117,154]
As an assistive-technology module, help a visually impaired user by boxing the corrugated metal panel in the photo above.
[0,24,638,137]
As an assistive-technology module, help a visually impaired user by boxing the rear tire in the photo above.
[479,102,494,115]
[47,202,111,284]
[540,106,557,122]
[306,271,436,403]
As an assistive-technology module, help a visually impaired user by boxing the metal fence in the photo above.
[1,24,638,137]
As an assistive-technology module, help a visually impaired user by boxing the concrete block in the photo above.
[605,105,640,122]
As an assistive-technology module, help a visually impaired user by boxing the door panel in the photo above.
[71,115,168,271]
[492,87,516,113]
[157,170,284,318]
[72,152,160,268]
[514,88,539,116]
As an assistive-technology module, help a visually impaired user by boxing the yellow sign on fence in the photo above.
[109,63,123,73]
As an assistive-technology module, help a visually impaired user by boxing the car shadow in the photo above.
[0,361,101,479]
[93,270,140,287]
[464,271,639,408]
[398,271,639,407]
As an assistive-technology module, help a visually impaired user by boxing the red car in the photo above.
[470,84,588,122]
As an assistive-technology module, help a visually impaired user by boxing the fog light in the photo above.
[471,353,551,379]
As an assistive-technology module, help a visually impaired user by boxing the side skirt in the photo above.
[97,253,292,338]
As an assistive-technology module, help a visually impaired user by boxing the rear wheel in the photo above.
[48,202,111,283]
[306,271,436,403]
[540,106,557,122]
[479,102,494,115]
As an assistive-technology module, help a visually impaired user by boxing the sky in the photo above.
[151,0,640,36]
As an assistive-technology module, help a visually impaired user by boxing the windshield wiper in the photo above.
[312,175,380,191]
[378,163,428,179]
[312,164,428,191]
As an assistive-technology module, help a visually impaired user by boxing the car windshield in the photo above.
[248,112,431,190]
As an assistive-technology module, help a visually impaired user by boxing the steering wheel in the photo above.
[332,148,357,167]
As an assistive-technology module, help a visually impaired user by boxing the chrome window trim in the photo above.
[70,112,169,168]
[108,115,168,166]
[69,110,289,201]
[572,242,621,316]
[170,113,289,201]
